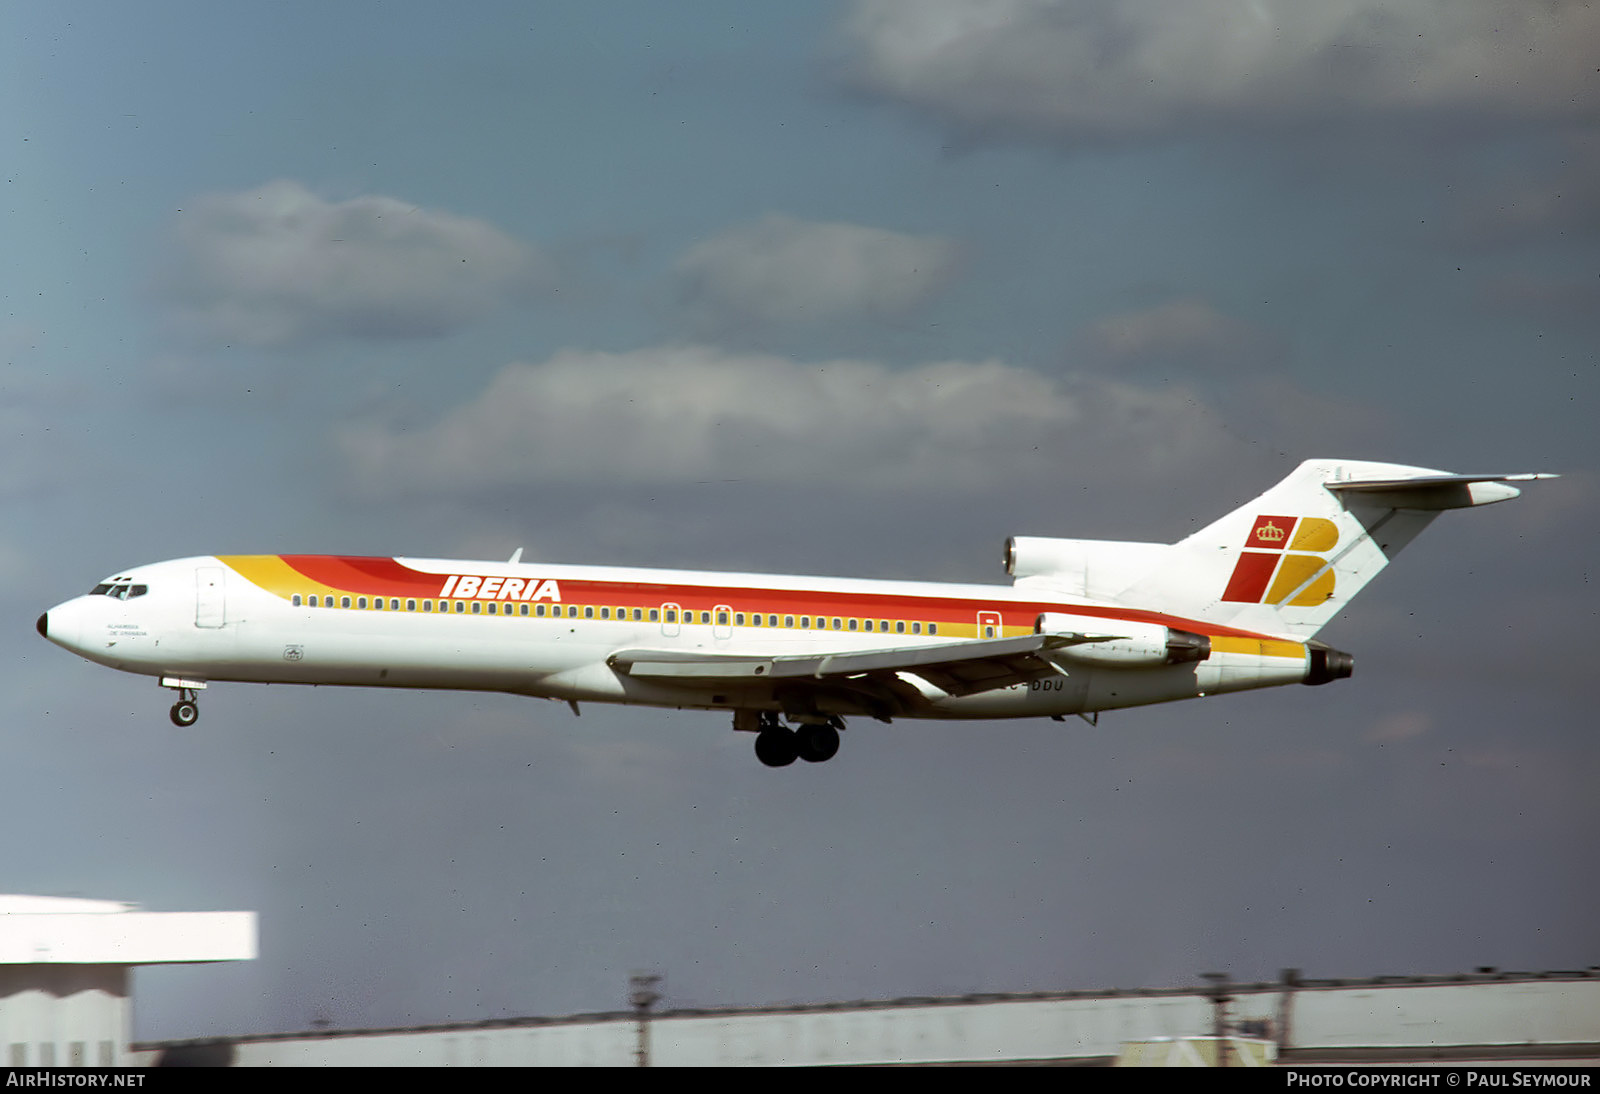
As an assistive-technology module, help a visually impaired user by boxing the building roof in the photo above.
[0,894,256,966]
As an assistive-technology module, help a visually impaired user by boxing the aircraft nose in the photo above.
[36,601,83,652]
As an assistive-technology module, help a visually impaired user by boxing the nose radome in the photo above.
[36,612,47,638]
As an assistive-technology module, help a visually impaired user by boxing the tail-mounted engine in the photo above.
[1034,612,1211,667]
[1302,641,1354,685]
[1004,536,1167,600]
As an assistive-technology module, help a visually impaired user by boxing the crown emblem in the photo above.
[1256,520,1286,543]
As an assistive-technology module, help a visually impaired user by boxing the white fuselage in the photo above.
[39,554,1314,722]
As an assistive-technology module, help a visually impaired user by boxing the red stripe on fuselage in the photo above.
[280,555,445,596]
[264,555,1290,644]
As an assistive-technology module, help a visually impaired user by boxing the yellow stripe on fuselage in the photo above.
[1211,636,1306,659]
[216,555,338,601]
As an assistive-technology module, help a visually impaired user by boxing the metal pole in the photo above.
[1201,972,1232,1068]
[1277,967,1300,1061]
[629,973,661,1067]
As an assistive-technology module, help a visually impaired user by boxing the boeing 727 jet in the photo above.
[36,459,1551,767]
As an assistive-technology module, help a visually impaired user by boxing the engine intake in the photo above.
[1005,536,1169,607]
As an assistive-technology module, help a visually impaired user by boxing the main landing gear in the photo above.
[749,713,843,768]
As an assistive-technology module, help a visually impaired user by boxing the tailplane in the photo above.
[1121,459,1554,639]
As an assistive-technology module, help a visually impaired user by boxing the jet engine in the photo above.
[1034,611,1210,667]
[1303,641,1354,685]
[1004,536,1168,600]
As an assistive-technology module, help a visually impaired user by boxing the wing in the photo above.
[607,633,1099,720]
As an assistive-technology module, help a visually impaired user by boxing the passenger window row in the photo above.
[287,593,939,635]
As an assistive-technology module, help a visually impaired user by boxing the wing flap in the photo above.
[608,633,1086,700]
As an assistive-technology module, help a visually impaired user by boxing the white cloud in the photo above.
[165,180,542,347]
[675,214,958,327]
[841,0,1600,143]
[339,344,1233,496]
[1086,298,1283,374]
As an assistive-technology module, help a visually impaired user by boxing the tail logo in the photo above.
[1253,519,1288,546]
[1222,516,1339,606]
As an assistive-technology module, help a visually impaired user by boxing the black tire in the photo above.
[169,701,199,728]
[796,723,840,763]
[754,727,798,767]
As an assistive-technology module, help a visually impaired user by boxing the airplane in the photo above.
[36,459,1553,768]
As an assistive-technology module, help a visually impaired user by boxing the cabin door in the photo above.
[196,567,226,628]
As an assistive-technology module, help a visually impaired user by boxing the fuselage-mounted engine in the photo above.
[1034,611,1211,668]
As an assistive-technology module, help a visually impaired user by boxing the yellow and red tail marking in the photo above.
[1221,516,1339,606]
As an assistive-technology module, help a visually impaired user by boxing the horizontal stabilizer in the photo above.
[1326,472,1558,510]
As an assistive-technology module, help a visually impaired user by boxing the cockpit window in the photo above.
[90,582,148,600]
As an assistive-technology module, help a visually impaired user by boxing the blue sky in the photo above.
[4,1,1596,1039]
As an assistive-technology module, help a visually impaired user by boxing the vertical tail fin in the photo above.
[1123,459,1553,640]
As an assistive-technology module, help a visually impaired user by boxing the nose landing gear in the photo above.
[161,680,206,727]
[169,692,200,727]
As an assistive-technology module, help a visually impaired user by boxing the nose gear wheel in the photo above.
[167,688,200,727]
